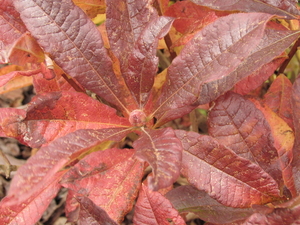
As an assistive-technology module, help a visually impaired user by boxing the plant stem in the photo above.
[278,37,300,74]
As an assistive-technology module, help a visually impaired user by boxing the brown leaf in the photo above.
[133,128,182,191]
[133,184,185,225]
[73,0,106,19]
[176,130,281,208]
[61,148,144,223]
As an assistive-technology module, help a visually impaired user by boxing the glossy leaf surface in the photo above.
[176,130,280,207]
[133,184,185,225]
[13,0,136,114]
[61,148,144,223]
[166,185,254,224]
[133,128,182,191]
[208,92,281,183]
[150,13,272,125]
[191,0,300,19]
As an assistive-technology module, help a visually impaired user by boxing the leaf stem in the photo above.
[278,37,300,74]
[61,73,86,93]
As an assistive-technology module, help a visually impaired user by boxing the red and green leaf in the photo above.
[176,130,281,208]
[61,148,144,223]
[133,128,182,191]
[133,184,185,225]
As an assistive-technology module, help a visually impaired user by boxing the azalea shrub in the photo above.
[0,0,300,224]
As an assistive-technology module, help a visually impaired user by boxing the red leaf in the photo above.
[191,0,300,19]
[61,148,144,223]
[133,184,185,225]
[0,108,26,138]
[252,101,296,196]
[291,75,300,194]
[13,0,137,114]
[106,0,155,69]
[263,74,294,129]
[165,185,254,224]
[0,174,62,225]
[123,16,174,107]
[0,0,27,63]
[233,57,286,95]
[7,128,130,200]
[148,13,274,126]
[133,128,182,191]
[207,92,282,184]
[65,192,118,225]
[2,91,130,147]
[176,130,281,208]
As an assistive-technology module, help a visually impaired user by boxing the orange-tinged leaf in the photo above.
[208,92,282,184]
[133,128,182,191]
[252,101,295,196]
[73,0,105,19]
[61,148,144,223]
[176,130,281,208]
[133,184,185,225]
[263,74,294,129]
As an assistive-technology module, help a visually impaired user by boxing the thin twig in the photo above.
[278,37,300,74]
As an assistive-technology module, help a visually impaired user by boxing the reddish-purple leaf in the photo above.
[123,16,174,108]
[263,74,294,129]
[61,148,144,223]
[133,128,182,191]
[148,13,273,125]
[0,108,26,138]
[191,0,300,19]
[148,15,300,126]
[65,192,118,225]
[165,185,254,224]
[176,130,281,208]
[106,0,155,69]
[13,0,137,114]
[133,184,185,225]
[291,74,300,194]
[0,0,27,63]
[207,92,282,184]
[0,174,62,225]
[0,91,130,147]
[233,57,286,95]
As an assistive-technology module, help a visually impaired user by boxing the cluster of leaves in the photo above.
[0,0,300,224]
